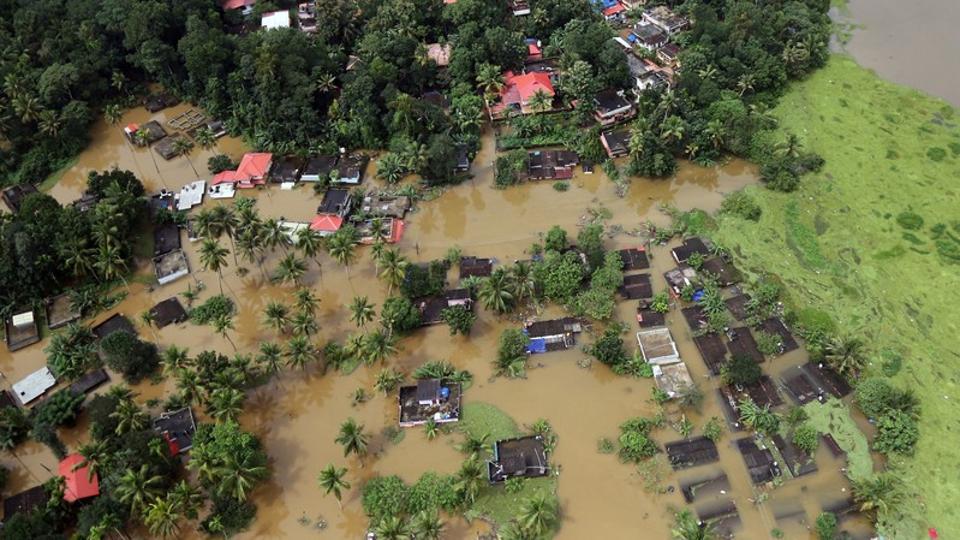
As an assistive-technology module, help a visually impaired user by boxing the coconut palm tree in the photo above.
[456,432,490,460]
[454,458,485,505]
[286,335,315,370]
[823,336,866,377]
[295,227,325,275]
[853,474,901,516]
[256,342,284,377]
[528,89,552,114]
[133,128,163,179]
[94,242,128,285]
[376,516,412,540]
[349,296,376,327]
[377,153,406,184]
[412,510,444,540]
[478,268,515,313]
[208,387,244,423]
[199,238,229,294]
[335,418,369,460]
[213,313,237,351]
[216,451,268,502]
[736,73,756,97]
[38,110,62,138]
[175,369,206,406]
[211,205,239,259]
[261,218,290,254]
[344,333,366,365]
[63,239,97,280]
[377,249,408,293]
[327,230,357,276]
[263,301,290,335]
[363,330,398,365]
[161,346,191,377]
[511,261,535,305]
[104,104,123,125]
[236,227,267,280]
[518,493,559,537]
[76,439,110,481]
[317,464,350,509]
[775,133,804,159]
[195,127,216,151]
[476,62,504,105]
[116,464,164,514]
[660,115,686,146]
[144,496,181,537]
[173,137,199,178]
[274,253,307,286]
[293,288,320,316]
[291,311,318,336]
[111,399,148,435]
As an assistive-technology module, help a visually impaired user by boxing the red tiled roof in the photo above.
[501,71,554,106]
[603,3,626,16]
[527,42,542,56]
[59,454,99,503]
[211,153,272,187]
[310,215,344,232]
[221,0,254,10]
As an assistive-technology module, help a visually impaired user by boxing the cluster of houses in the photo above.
[124,100,224,161]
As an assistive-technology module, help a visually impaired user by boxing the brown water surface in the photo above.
[1,108,871,539]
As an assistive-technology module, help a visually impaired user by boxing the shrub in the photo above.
[495,328,529,378]
[0,407,31,448]
[201,496,256,536]
[792,424,819,454]
[588,325,628,367]
[32,390,84,428]
[401,260,447,299]
[855,378,919,419]
[45,324,99,380]
[407,473,459,514]
[190,295,234,325]
[552,181,569,192]
[544,226,568,252]
[207,154,236,174]
[505,477,526,494]
[440,305,476,336]
[895,211,924,230]
[755,330,781,356]
[703,417,724,442]
[362,475,409,523]
[873,410,919,455]
[815,512,837,540]
[721,354,762,387]
[381,296,422,333]
[100,331,160,383]
[650,291,670,313]
[533,250,584,301]
[618,417,659,462]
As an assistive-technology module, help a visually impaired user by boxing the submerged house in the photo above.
[524,317,582,353]
[361,193,411,219]
[12,367,56,406]
[5,309,40,352]
[2,183,38,213]
[523,150,580,180]
[268,156,303,184]
[334,153,369,185]
[311,188,353,235]
[149,298,188,329]
[488,435,549,483]
[417,289,473,325]
[357,217,405,245]
[593,89,636,126]
[46,294,80,330]
[153,407,197,455]
[601,130,631,158]
[460,256,494,278]
[301,155,339,182]
[652,361,695,399]
[211,153,273,189]
[488,71,555,119]
[398,379,462,427]
[154,249,190,285]
[59,454,100,503]
[636,327,680,365]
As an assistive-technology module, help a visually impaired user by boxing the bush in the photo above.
[703,417,724,442]
[792,424,819,455]
[100,331,160,383]
[721,354,762,387]
[440,305,476,336]
[86,394,121,441]
[406,473,459,514]
[207,154,236,174]
[755,330,781,356]
[588,325,628,367]
[721,191,762,221]
[0,407,31,449]
[533,250,585,301]
[873,410,919,455]
[381,296,422,333]
[495,328,529,378]
[45,323,99,380]
[552,181,569,192]
[815,512,837,540]
[401,260,447,299]
[190,295,235,325]
[650,291,670,314]
[201,496,256,536]
[855,378,919,419]
[544,226,568,253]
[362,475,409,524]
[32,390,84,428]
[618,417,659,462]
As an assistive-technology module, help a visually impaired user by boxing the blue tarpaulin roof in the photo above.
[527,337,547,354]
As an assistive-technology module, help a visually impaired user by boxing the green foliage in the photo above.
[412,361,472,384]
[189,421,269,502]
[201,496,257,537]
[755,330,781,356]
[505,477,526,494]
[207,154,237,174]
[552,181,569,192]
[650,291,670,314]
[361,473,459,527]
[100,331,160,384]
[792,424,819,455]
[576,223,606,270]
[738,397,780,435]
[31,390,84,428]
[544,226,568,253]
[533,250,585,301]
[855,378,919,419]
[597,437,615,454]
[721,190,763,221]
[381,296,422,333]
[815,512,838,540]
[0,407,31,449]
[873,410,919,455]
[46,323,99,380]
[703,417,724,442]
[617,417,659,463]
[587,325,628,367]
[401,260,447,299]
[190,295,235,325]
[896,211,924,231]
[440,305,476,336]
[721,354,762,387]
[495,328,528,378]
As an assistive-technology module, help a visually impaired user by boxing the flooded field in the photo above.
[840,0,960,106]
[1,104,874,539]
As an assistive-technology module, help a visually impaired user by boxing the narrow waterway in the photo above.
[1,104,874,539]
[839,0,960,107]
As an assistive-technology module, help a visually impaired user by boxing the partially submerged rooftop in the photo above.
[92,313,136,340]
[488,435,549,483]
[361,193,411,219]
[398,379,461,427]
[67,369,109,396]
[653,361,694,399]
[700,257,740,286]
[617,248,650,271]
[524,317,582,353]
[618,273,652,299]
[636,327,680,365]
[671,237,710,264]
[416,289,473,326]
[153,222,181,256]
[726,327,764,364]
[46,293,80,330]
[317,188,352,216]
[665,436,719,470]
[800,362,852,398]
[742,375,784,408]
[2,183,38,213]
[3,485,48,519]
[154,249,190,285]
[12,367,56,406]
[772,433,818,478]
[736,436,781,485]
[459,256,494,279]
[5,309,41,352]
[693,333,727,375]
[149,298,188,329]
[153,407,197,455]
[725,294,751,321]
[759,318,799,355]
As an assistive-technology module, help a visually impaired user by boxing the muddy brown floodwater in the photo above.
[1,105,872,539]
[839,0,960,107]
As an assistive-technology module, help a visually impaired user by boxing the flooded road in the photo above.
[840,0,960,106]
[1,103,872,539]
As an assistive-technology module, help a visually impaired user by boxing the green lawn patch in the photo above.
[802,399,873,481]
[470,476,557,528]
[459,402,521,441]
[713,55,960,538]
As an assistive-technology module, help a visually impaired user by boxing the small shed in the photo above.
[149,298,188,328]
[67,369,109,395]
[488,435,549,483]
[46,293,81,329]
[726,327,764,364]
[636,327,680,365]
[5,309,41,352]
[153,407,197,455]
[800,362,852,398]
[398,380,461,427]
[736,436,781,485]
[59,454,100,503]
[154,136,185,160]
[701,257,740,286]
[460,256,494,279]
[693,333,727,375]
[772,434,818,478]
[759,318,799,354]
[636,307,665,328]
[12,367,57,406]
[782,367,821,405]
[724,294,751,321]
[1,183,38,213]
[652,361,694,399]
[742,375,783,408]
[153,222,181,256]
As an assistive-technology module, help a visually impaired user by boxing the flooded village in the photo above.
[1,0,936,538]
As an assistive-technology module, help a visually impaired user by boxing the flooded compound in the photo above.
[0,104,875,540]
[839,0,960,107]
